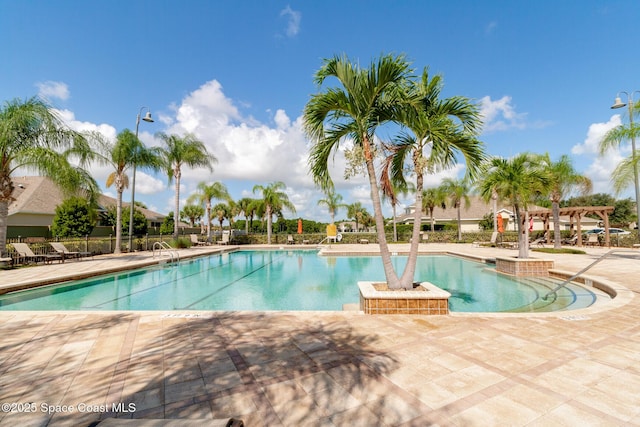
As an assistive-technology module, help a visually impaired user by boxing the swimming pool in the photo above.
[0,250,605,312]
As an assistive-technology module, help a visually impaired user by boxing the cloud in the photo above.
[479,95,527,133]
[571,115,621,155]
[280,6,301,37]
[36,81,70,101]
[572,115,626,195]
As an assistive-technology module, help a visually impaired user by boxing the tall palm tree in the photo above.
[93,129,161,253]
[156,132,217,239]
[539,153,592,248]
[441,177,473,241]
[422,187,448,232]
[383,69,485,287]
[479,154,550,258]
[212,202,229,232]
[189,181,230,242]
[0,97,97,257]
[304,53,413,287]
[317,189,346,224]
[252,181,296,244]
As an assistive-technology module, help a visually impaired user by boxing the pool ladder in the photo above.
[542,248,639,300]
[152,241,180,263]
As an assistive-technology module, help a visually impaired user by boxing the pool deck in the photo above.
[0,243,639,426]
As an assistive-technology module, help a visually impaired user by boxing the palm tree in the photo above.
[383,69,484,287]
[0,97,98,257]
[156,132,217,239]
[539,153,592,248]
[212,202,229,232]
[252,181,296,244]
[380,155,415,242]
[189,181,230,242]
[441,177,473,241]
[422,187,447,232]
[181,204,205,227]
[236,197,257,234]
[479,154,550,258]
[304,53,413,287]
[93,129,161,253]
[346,202,367,232]
[317,189,346,224]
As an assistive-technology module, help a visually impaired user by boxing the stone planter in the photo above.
[495,256,554,276]
[358,281,450,315]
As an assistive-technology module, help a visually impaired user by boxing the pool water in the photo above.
[0,250,605,312]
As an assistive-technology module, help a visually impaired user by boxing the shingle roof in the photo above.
[8,176,165,221]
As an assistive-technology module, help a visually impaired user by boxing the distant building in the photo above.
[395,196,599,232]
[7,176,166,237]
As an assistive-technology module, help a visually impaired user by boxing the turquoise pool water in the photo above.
[0,250,603,312]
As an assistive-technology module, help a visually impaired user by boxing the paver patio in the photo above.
[0,244,638,426]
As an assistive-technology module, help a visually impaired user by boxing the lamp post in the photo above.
[128,107,154,252]
[611,91,640,240]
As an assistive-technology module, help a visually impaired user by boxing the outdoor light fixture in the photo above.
[611,91,640,240]
[128,106,154,252]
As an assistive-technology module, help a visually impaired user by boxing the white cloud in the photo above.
[572,115,626,195]
[134,171,166,195]
[571,115,621,155]
[479,95,527,133]
[280,6,301,37]
[36,81,70,101]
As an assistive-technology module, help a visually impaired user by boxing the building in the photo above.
[395,196,600,232]
[7,176,166,238]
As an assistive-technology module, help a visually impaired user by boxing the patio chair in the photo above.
[473,231,499,247]
[190,234,207,246]
[49,242,93,260]
[217,233,230,245]
[586,234,600,246]
[287,235,295,244]
[530,237,545,247]
[11,242,62,264]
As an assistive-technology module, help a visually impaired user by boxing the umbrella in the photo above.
[497,214,504,233]
[297,218,303,234]
[529,216,534,232]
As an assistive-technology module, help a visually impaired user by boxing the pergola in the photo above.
[527,206,615,247]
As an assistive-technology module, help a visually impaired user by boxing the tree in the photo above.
[538,153,592,248]
[51,197,96,238]
[422,187,448,232]
[253,181,296,244]
[236,197,257,234]
[383,69,484,287]
[346,202,368,232]
[479,154,550,258]
[189,181,230,242]
[304,53,413,288]
[212,203,229,231]
[317,189,346,224]
[93,129,160,253]
[159,211,175,235]
[441,177,473,241]
[0,97,97,257]
[156,132,217,239]
[181,204,205,228]
[121,206,148,237]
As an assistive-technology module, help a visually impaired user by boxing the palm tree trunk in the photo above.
[552,198,561,249]
[392,203,397,242]
[266,205,272,244]
[0,199,8,258]
[114,190,123,254]
[173,174,181,240]
[363,137,400,288]
[457,205,462,241]
[516,205,529,258]
[429,207,435,232]
[399,170,425,289]
[206,202,212,242]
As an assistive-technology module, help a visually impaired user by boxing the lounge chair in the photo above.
[530,237,545,247]
[11,242,62,264]
[50,242,93,260]
[217,233,230,245]
[473,231,499,247]
[190,234,207,246]
[287,235,295,244]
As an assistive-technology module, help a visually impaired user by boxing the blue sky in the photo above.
[2,1,639,222]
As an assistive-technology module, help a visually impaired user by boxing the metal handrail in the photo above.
[542,249,639,300]
[152,241,180,262]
